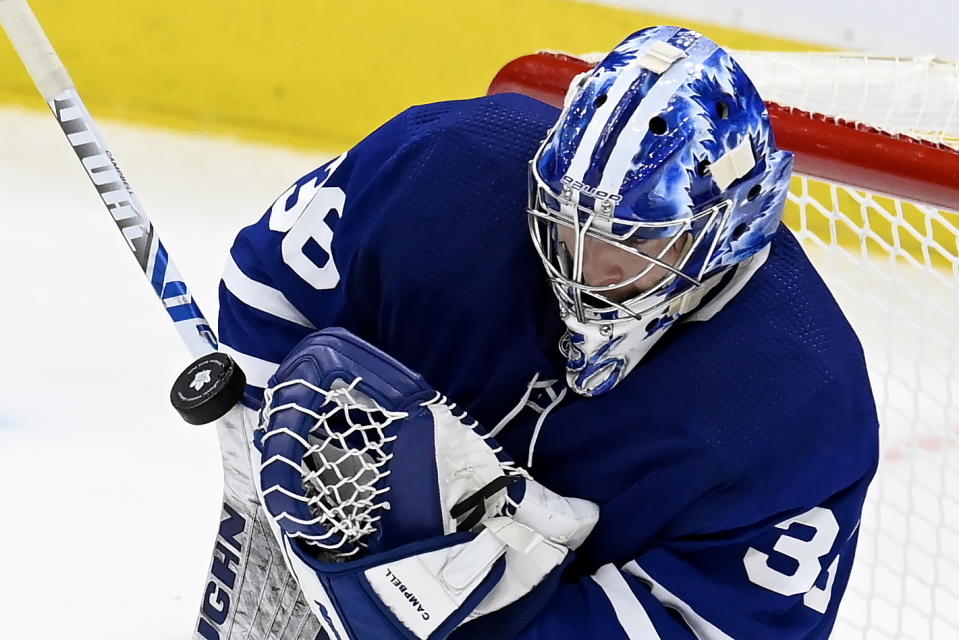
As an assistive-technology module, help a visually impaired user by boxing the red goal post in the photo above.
[488,50,959,640]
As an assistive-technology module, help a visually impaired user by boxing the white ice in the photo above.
[0,106,333,639]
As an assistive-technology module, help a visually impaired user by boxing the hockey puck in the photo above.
[170,352,246,425]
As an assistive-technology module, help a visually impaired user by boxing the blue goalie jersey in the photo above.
[218,93,879,639]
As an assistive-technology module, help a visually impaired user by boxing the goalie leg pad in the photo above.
[193,405,323,640]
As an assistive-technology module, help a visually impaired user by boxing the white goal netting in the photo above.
[739,52,959,640]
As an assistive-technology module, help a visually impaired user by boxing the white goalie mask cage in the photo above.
[527,168,732,325]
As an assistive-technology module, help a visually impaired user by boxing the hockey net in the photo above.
[490,51,959,639]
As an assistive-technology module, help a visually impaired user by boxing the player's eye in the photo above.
[625,237,653,252]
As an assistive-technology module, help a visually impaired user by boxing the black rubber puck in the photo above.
[170,352,246,425]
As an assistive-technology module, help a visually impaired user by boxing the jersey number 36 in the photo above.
[269,154,348,290]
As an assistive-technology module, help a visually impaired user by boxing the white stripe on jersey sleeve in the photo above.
[221,255,317,329]
[591,564,661,639]
[220,344,280,389]
[623,561,733,640]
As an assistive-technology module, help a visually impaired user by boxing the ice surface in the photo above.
[0,106,332,639]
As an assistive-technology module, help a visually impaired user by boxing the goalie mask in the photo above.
[529,26,794,396]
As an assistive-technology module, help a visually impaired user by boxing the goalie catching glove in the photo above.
[253,328,599,640]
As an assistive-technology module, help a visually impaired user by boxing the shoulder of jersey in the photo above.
[688,227,879,485]
[396,92,559,140]
[354,93,561,168]
[324,93,562,232]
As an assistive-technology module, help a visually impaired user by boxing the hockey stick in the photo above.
[0,0,217,358]
[1,4,321,638]
[0,0,245,424]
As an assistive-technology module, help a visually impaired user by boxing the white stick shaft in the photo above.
[0,0,72,100]
[0,0,218,358]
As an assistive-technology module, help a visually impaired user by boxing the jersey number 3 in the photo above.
[743,506,841,614]
[269,154,348,290]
